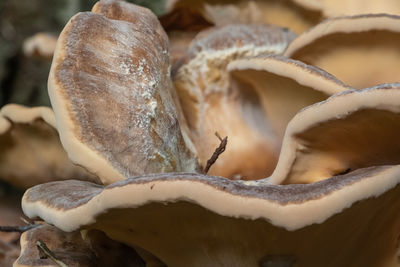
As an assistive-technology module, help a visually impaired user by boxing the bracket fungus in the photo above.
[269,83,400,184]
[21,84,400,266]
[227,55,349,141]
[173,24,298,179]
[14,224,146,267]
[48,1,200,184]
[21,169,400,266]
[10,0,400,266]
[0,104,98,188]
[173,26,350,179]
[285,14,400,89]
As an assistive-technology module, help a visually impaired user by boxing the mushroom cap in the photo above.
[48,3,199,184]
[284,14,400,88]
[175,23,296,69]
[270,83,400,184]
[0,104,98,188]
[173,24,296,179]
[1,104,56,129]
[165,0,322,33]
[227,55,350,139]
[92,0,168,46]
[22,166,400,266]
[22,33,58,60]
[14,224,146,267]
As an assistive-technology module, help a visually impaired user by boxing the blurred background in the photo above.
[0,0,165,107]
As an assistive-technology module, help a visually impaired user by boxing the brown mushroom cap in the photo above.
[48,3,199,184]
[166,0,322,33]
[14,224,146,267]
[173,24,296,179]
[0,104,98,188]
[269,83,400,184]
[285,14,400,89]
[228,55,350,140]
[22,165,400,266]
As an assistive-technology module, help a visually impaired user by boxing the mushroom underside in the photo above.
[282,108,400,184]
[287,30,400,89]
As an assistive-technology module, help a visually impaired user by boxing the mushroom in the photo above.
[173,25,348,179]
[284,14,400,88]
[269,83,400,184]
[22,33,58,61]
[174,24,296,179]
[165,0,323,33]
[14,224,146,267]
[15,1,400,265]
[21,84,400,266]
[293,0,400,18]
[48,1,200,184]
[227,55,350,141]
[21,168,400,266]
[0,104,98,189]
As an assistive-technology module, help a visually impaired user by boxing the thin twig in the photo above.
[0,224,39,233]
[36,240,68,267]
[203,132,228,174]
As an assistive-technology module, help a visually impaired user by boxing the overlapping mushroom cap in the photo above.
[173,25,352,179]
[10,0,400,266]
[285,14,400,88]
[227,55,349,140]
[44,1,345,182]
[173,24,298,179]
[22,85,400,266]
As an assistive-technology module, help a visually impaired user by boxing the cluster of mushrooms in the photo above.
[2,0,400,266]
